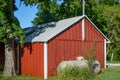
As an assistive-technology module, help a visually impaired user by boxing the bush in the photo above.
[57,66,95,80]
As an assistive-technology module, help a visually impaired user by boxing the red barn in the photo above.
[19,15,110,79]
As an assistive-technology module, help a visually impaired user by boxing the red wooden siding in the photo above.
[85,19,104,41]
[0,43,5,70]
[85,18,105,67]
[48,18,105,76]
[20,42,44,78]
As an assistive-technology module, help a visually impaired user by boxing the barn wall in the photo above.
[85,18,105,67]
[48,18,105,76]
[20,42,44,78]
[0,43,5,70]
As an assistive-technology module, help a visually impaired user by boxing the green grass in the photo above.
[0,72,44,80]
[1,67,120,80]
[94,67,120,80]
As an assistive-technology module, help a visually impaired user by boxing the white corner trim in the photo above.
[44,42,48,79]
[104,39,107,68]
[82,18,85,41]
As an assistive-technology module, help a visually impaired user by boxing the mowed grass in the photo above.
[0,67,120,80]
[94,66,120,80]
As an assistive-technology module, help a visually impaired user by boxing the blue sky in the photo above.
[14,0,63,28]
[14,0,37,28]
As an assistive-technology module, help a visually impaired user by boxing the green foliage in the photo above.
[21,0,43,5]
[32,0,83,26]
[90,3,120,61]
[101,4,120,61]
[32,0,60,25]
[58,0,82,19]
[98,0,119,5]
[57,66,94,80]
[0,0,25,45]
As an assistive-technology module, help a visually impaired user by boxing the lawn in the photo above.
[94,66,120,80]
[0,67,120,80]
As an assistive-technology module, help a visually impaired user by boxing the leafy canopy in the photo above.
[0,0,25,45]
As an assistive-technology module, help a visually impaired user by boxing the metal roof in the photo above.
[24,15,110,43]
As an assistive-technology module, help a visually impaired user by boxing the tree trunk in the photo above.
[3,38,16,76]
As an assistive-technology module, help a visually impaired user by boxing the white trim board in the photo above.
[44,42,48,79]
[82,18,85,41]
[104,39,107,68]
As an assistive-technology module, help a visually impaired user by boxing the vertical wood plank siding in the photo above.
[48,18,105,76]
[20,42,44,78]
[0,43,5,70]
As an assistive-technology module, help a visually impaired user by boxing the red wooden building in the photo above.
[19,15,110,79]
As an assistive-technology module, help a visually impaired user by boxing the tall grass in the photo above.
[57,66,95,80]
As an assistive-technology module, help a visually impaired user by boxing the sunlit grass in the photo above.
[94,67,120,80]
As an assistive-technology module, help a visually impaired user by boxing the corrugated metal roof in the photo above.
[24,15,110,43]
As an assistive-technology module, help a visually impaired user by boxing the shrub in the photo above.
[57,66,94,80]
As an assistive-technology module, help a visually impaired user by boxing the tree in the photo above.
[102,4,120,61]
[32,0,83,26]
[91,3,120,60]
[0,0,54,77]
[0,0,24,76]
[32,0,60,25]
[0,0,51,77]
[32,0,100,26]
[98,0,119,5]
